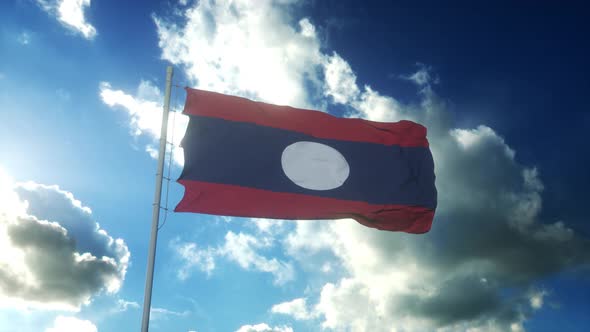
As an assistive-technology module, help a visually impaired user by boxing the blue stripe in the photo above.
[180,116,437,209]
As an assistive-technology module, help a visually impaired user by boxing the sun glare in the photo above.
[0,167,27,219]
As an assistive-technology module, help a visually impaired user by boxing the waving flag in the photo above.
[175,88,437,233]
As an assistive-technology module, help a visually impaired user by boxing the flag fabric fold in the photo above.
[175,88,437,233]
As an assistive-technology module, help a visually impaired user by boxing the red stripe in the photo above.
[183,88,429,148]
[175,180,434,234]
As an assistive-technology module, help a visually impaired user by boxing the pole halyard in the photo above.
[141,65,174,332]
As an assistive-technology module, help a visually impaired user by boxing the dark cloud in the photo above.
[0,182,129,310]
[344,119,590,329]
[283,69,590,331]
[401,277,512,326]
[14,184,116,259]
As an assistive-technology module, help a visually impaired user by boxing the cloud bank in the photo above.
[0,169,129,311]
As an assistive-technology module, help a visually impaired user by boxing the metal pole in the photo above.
[141,65,174,332]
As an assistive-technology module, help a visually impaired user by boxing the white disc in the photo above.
[281,141,350,191]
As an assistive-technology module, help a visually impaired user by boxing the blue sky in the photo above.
[0,1,589,331]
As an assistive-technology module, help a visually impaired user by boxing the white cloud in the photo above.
[170,239,216,279]
[323,52,360,104]
[153,0,323,108]
[271,297,316,320]
[172,231,294,285]
[218,216,233,223]
[17,31,32,45]
[36,0,97,39]
[284,220,340,257]
[45,316,97,332]
[99,81,188,165]
[221,231,294,285]
[352,85,405,122]
[0,168,129,311]
[99,81,162,138]
[150,307,190,320]
[529,290,546,310]
[401,63,439,87]
[309,258,526,332]
[316,278,396,331]
[235,323,293,332]
[451,126,515,159]
[250,218,288,235]
[115,299,140,312]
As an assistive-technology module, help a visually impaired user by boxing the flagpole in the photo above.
[141,65,174,332]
